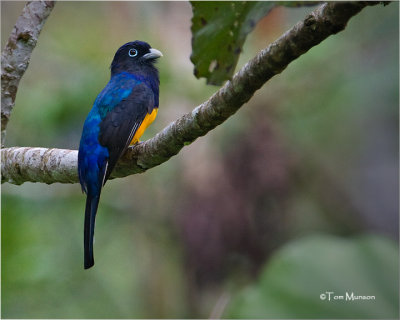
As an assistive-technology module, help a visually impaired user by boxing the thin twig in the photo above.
[209,292,230,319]
[1,0,55,146]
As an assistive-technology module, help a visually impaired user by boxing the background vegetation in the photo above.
[1,1,398,318]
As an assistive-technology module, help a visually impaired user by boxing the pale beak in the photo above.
[143,48,163,60]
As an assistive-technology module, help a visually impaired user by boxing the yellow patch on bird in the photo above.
[130,108,158,145]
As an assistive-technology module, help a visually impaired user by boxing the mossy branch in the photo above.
[1,1,55,147]
[1,1,383,185]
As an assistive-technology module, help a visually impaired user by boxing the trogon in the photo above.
[78,41,162,269]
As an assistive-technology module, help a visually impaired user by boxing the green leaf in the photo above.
[190,1,320,86]
[190,1,275,85]
[279,1,323,7]
[224,234,399,319]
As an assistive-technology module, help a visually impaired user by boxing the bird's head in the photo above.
[110,41,163,76]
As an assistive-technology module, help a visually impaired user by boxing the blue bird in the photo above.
[78,41,162,269]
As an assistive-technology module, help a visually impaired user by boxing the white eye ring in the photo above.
[128,48,138,57]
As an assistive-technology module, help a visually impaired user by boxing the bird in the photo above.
[78,41,162,269]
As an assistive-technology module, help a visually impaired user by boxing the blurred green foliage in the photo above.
[1,1,398,318]
[191,1,276,85]
[190,1,318,85]
[225,235,399,318]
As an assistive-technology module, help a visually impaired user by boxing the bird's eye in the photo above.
[128,48,138,57]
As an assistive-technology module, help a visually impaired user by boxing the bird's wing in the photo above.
[98,82,155,183]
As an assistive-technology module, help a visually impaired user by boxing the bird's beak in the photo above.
[143,48,163,60]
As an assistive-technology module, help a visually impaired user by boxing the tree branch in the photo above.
[1,0,55,147]
[1,147,77,185]
[1,1,383,185]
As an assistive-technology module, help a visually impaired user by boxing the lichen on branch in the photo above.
[1,0,55,146]
[1,1,383,185]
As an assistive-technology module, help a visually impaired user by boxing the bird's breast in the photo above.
[130,107,158,145]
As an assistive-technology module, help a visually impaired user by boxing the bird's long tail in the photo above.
[84,194,100,269]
